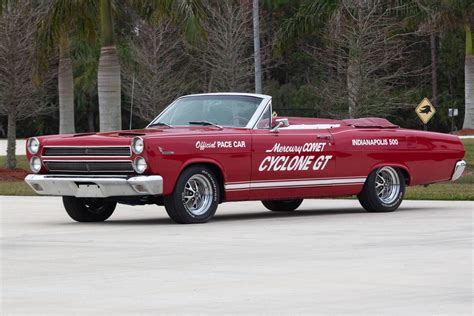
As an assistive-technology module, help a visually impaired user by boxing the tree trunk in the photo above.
[98,46,121,131]
[347,55,361,119]
[463,55,474,129]
[58,33,75,134]
[98,0,121,131]
[252,0,262,94]
[87,100,95,132]
[6,112,16,170]
[463,24,473,129]
[430,34,438,107]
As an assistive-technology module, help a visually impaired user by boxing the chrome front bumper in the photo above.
[25,174,163,198]
[451,160,466,181]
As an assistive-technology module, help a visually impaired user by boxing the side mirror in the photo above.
[271,118,289,133]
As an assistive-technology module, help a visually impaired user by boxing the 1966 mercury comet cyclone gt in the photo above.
[25,93,466,223]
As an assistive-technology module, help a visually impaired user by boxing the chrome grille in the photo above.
[44,161,134,174]
[43,146,131,157]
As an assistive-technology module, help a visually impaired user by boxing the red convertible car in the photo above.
[25,93,466,223]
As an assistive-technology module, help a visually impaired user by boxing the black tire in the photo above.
[357,166,405,212]
[164,165,220,224]
[62,196,116,222]
[261,199,303,212]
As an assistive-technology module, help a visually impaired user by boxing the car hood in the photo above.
[38,126,247,146]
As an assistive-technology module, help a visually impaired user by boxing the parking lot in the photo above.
[1,197,472,314]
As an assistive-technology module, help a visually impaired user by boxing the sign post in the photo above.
[415,98,436,130]
[448,108,458,133]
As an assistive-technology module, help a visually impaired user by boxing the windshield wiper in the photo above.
[189,121,223,129]
[148,121,172,128]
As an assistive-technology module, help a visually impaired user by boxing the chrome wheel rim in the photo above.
[375,167,400,204]
[182,174,213,216]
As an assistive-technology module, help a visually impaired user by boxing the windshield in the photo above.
[150,95,263,128]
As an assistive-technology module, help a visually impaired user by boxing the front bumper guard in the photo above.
[451,160,466,181]
[25,174,163,198]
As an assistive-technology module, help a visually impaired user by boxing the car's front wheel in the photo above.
[62,197,116,222]
[164,165,220,224]
[261,199,303,212]
[357,166,405,212]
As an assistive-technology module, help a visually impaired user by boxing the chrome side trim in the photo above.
[43,145,132,147]
[43,159,132,162]
[25,174,163,197]
[451,160,466,181]
[224,177,366,191]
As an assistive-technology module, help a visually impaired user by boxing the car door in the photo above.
[249,109,336,200]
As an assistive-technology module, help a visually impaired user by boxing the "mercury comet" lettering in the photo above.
[266,142,327,154]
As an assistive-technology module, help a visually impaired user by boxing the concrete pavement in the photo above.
[1,197,472,315]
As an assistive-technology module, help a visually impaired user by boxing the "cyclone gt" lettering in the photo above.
[258,155,332,172]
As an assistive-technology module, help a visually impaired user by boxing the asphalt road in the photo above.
[1,197,472,315]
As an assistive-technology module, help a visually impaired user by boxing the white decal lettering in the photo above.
[352,138,399,146]
[196,140,246,150]
[266,142,327,154]
[259,156,272,171]
[258,155,331,172]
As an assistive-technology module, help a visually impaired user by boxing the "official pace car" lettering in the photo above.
[196,140,246,151]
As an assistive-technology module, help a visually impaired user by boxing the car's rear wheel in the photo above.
[261,199,303,212]
[357,166,405,212]
[62,197,116,222]
[164,165,220,224]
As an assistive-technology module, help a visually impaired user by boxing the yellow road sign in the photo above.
[416,97,436,124]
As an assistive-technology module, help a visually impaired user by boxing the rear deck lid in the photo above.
[342,117,399,128]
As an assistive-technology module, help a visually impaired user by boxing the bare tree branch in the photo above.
[0,1,55,168]
[122,17,192,122]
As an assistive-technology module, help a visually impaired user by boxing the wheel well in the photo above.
[182,162,225,203]
[394,167,410,185]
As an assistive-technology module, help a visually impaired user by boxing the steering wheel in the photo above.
[233,116,249,126]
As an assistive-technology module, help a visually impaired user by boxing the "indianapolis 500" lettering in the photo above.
[352,138,398,146]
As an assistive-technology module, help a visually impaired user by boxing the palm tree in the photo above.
[97,0,121,131]
[57,31,75,134]
[98,0,205,131]
[466,23,473,129]
[424,0,474,129]
[72,37,101,132]
[39,0,97,134]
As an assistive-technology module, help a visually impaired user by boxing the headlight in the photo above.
[27,137,40,154]
[131,137,144,154]
[29,156,42,173]
[133,156,147,174]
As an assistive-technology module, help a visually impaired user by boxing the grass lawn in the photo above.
[0,155,30,170]
[0,181,35,195]
[0,139,473,200]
